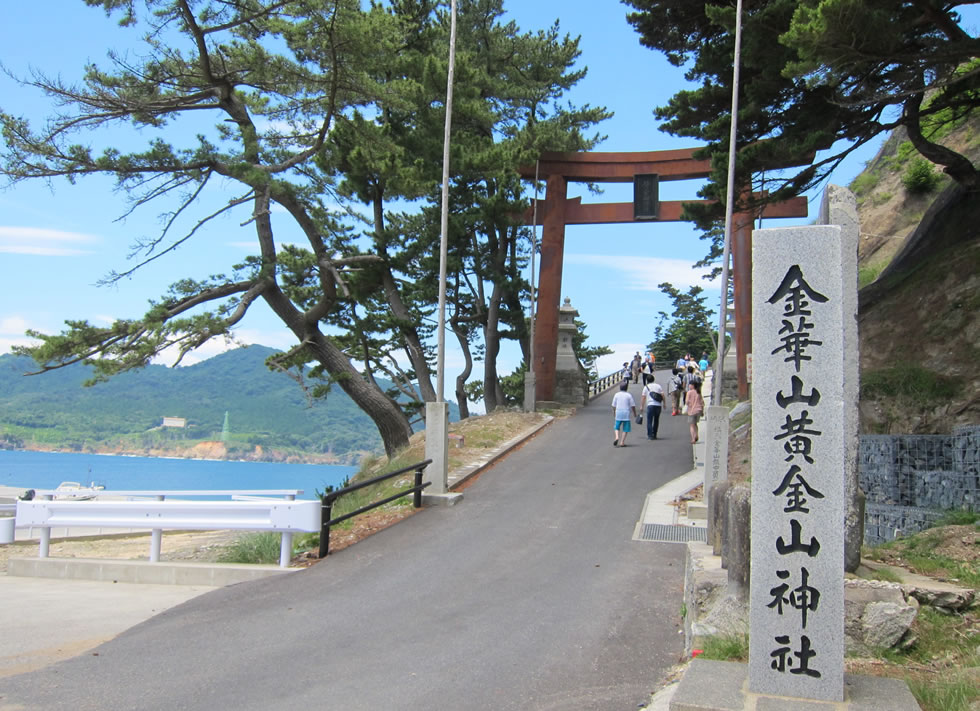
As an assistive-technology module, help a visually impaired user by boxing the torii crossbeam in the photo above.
[517,149,808,404]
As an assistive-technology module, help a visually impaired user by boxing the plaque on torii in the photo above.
[518,148,808,404]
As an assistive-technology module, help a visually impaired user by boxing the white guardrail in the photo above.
[5,490,319,568]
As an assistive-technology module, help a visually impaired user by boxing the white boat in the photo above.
[54,481,105,500]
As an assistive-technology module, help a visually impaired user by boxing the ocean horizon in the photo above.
[0,449,357,500]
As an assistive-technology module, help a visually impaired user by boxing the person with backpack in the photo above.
[685,364,703,394]
[640,376,665,439]
[668,368,684,416]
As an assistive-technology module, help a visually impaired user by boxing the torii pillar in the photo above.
[521,149,808,405]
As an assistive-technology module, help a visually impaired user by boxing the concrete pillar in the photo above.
[727,482,751,599]
[424,401,449,495]
[704,405,730,542]
[533,174,568,403]
[708,479,732,557]
[819,184,864,573]
[523,371,536,413]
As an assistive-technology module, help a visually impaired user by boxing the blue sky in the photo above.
[0,2,933,405]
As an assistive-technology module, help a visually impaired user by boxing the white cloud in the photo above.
[0,226,99,256]
[0,316,32,335]
[565,253,720,291]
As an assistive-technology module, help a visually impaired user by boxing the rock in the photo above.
[844,579,919,655]
[862,600,919,649]
[729,402,750,420]
[905,586,976,613]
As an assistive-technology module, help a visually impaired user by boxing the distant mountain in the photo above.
[0,346,455,459]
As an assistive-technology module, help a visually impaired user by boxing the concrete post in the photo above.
[424,401,450,495]
[523,371,536,413]
[704,405,729,542]
[818,184,863,573]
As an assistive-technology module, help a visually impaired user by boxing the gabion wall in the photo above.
[863,504,947,546]
[859,425,979,544]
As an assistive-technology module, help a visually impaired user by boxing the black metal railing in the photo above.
[588,371,623,398]
[318,459,432,558]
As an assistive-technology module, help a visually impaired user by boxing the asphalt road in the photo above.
[0,380,692,711]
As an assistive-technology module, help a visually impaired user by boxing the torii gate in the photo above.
[518,149,808,403]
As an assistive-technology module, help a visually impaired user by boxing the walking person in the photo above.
[668,368,684,416]
[631,352,642,384]
[611,380,637,447]
[640,376,665,439]
[686,381,704,444]
[640,357,653,385]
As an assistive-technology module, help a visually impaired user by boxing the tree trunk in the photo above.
[261,283,412,458]
[450,315,473,420]
[483,282,504,411]
[904,92,980,190]
[305,328,413,457]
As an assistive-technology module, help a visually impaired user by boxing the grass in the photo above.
[863,565,904,584]
[858,261,888,288]
[863,525,980,588]
[899,607,980,711]
[697,633,748,662]
[860,363,958,402]
[218,531,284,565]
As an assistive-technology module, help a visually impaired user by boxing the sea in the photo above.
[0,449,357,500]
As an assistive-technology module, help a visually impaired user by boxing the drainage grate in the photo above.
[636,523,707,544]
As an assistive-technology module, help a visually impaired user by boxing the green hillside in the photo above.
[0,346,427,458]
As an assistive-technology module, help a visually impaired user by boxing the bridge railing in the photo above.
[588,371,624,400]
[319,459,431,558]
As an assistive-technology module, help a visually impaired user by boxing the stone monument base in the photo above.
[670,659,920,711]
[553,368,588,407]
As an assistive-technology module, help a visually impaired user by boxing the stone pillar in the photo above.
[818,185,863,573]
[750,225,847,702]
[523,371,536,413]
[423,401,449,495]
[704,405,729,542]
[533,174,568,404]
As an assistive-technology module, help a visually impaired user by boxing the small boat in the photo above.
[54,481,105,500]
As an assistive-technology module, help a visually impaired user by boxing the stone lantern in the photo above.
[552,297,588,406]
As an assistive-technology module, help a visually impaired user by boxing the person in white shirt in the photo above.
[640,377,665,439]
[611,380,637,447]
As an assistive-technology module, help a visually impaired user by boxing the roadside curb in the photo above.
[448,415,555,491]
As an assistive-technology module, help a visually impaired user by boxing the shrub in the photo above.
[902,158,942,194]
[850,170,879,197]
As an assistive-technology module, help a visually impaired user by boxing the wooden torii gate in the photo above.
[518,149,808,403]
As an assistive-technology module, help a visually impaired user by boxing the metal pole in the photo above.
[414,466,424,508]
[319,496,333,559]
[150,494,164,562]
[39,493,52,558]
[279,492,295,568]
[712,0,744,408]
[435,0,458,402]
[529,159,539,372]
